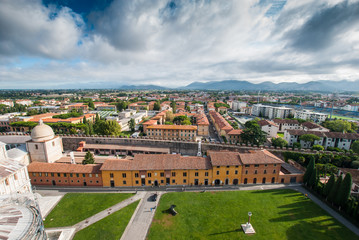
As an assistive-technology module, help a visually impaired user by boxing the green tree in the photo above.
[116,101,128,112]
[293,142,301,149]
[153,101,161,111]
[171,101,176,113]
[241,120,266,146]
[84,124,90,135]
[173,115,188,124]
[312,145,324,151]
[272,138,288,148]
[181,119,192,125]
[351,141,359,154]
[128,118,136,131]
[323,175,335,198]
[329,176,342,204]
[299,134,321,148]
[337,173,352,210]
[82,151,95,165]
[88,99,95,109]
[323,120,352,133]
[83,116,87,124]
[303,158,315,185]
[309,168,317,188]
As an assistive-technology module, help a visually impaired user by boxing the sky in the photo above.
[0,0,359,89]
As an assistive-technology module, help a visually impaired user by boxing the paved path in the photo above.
[121,192,161,240]
[290,186,359,236]
[72,191,146,232]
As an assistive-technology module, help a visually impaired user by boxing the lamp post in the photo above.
[247,212,252,227]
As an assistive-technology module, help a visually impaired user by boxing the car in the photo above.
[150,193,158,202]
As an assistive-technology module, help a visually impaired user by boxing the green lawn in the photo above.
[120,131,134,137]
[331,115,359,121]
[277,133,284,138]
[148,189,357,240]
[73,200,139,240]
[44,193,133,228]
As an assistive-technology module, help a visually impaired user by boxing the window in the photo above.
[245,165,250,168]
[122,173,127,178]
[76,173,79,177]
[35,144,38,150]
[195,172,199,176]
[45,173,48,177]
[70,173,73,177]
[226,171,229,175]
[57,173,60,177]
[264,164,268,167]
[172,179,175,183]
[264,170,267,174]
[135,180,139,184]
[82,174,86,177]
[95,174,99,177]
[96,181,99,183]
[254,164,259,167]
[148,173,152,177]
[172,172,176,177]
[273,170,276,173]
[148,180,151,184]
[205,172,209,176]
[235,170,238,174]
[226,166,230,168]
[59,180,61,183]
[217,171,220,175]
[183,179,187,183]
[110,173,114,178]
[254,170,258,174]
[135,173,139,178]
[32,173,36,177]
[123,180,127,185]
[217,166,220,168]
[160,172,164,177]
[274,164,277,167]
[77,180,80,183]
[245,170,248,174]
[183,172,187,177]
[63,173,67,177]
[235,165,239,168]
[89,174,92,177]
[51,173,54,177]
[161,180,164,184]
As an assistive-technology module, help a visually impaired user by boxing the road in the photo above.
[205,112,222,143]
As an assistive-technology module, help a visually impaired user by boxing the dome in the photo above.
[31,120,54,142]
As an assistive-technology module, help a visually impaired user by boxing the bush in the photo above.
[327,147,343,152]
[293,142,301,149]
[312,145,324,151]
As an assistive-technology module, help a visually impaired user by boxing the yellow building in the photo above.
[100,154,211,187]
[208,151,242,185]
[146,125,197,140]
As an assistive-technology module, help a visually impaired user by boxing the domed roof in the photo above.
[31,120,54,142]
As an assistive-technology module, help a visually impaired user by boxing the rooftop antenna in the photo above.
[197,140,202,157]
[257,91,261,104]
[70,151,76,164]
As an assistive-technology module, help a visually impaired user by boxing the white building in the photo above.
[26,120,63,163]
[0,142,32,195]
[342,104,359,112]
[251,104,294,119]
[294,110,328,123]
[273,119,301,132]
[257,120,279,138]
[230,101,247,111]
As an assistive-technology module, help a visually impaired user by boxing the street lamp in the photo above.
[247,212,252,227]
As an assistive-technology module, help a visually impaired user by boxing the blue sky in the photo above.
[0,0,359,89]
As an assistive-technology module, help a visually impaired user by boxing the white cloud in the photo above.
[0,0,359,88]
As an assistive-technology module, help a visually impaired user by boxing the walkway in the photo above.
[121,192,161,240]
[291,186,359,236]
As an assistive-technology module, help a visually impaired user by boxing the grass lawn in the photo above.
[120,131,134,137]
[44,193,133,228]
[331,115,359,121]
[148,189,357,240]
[73,200,139,240]
[277,133,284,138]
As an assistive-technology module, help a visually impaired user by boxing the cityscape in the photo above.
[1,0,359,240]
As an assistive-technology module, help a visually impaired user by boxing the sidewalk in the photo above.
[290,186,359,236]
[121,192,161,240]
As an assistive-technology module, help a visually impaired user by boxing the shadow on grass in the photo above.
[208,228,241,236]
[250,189,298,195]
[286,220,350,240]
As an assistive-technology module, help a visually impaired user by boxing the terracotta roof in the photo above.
[208,151,241,166]
[286,130,359,140]
[209,111,233,132]
[257,120,278,127]
[227,129,243,135]
[273,119,299,124]
[27,162,102,173]
[147,125,197,130]
[100,154,211,171]
[195,113,209,125]
[239,150,283,165]
[142,120,157,125]
[286,130,327,137]
[302,122,324,129]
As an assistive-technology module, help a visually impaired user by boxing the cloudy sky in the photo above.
[1,0,359,89]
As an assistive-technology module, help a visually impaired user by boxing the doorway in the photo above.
[204,179,209,185]
[253,178,257,184]
[262,178,266,184]
[225,179,229,185]
[271,177,275,183]
[166,178,170,185]
[214,179,221,185]
[83,181,87,186]
[141,178,146,186]
[194,179,199,186]
[110,180,115,187]
[233,179,239,185]
[154,180,159,187]
[52,180,56,186]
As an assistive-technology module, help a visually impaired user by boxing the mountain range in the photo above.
[118,80,359,92]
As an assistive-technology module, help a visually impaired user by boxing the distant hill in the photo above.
[118,84,169,90]
[182,80,359,92]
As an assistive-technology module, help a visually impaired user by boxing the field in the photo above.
[331,115,359,121]
[44,193,133,228]
[73,200,139,240]
[277,133,284,138]
[148,189,356,240]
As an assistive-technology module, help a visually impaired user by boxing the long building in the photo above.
[28,149,304,187]
[146,125,197,140]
